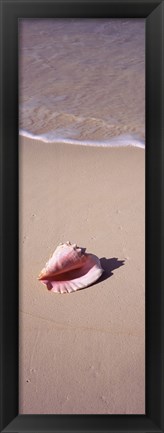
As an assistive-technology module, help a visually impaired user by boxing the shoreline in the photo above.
[19,130,145,149]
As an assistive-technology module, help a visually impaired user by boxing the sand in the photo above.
[19,136,145,414]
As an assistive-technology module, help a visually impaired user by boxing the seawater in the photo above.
[19,19,145,148]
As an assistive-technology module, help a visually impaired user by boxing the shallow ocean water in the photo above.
[19,19,145,147]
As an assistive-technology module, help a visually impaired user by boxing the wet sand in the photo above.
[19,137,145,414]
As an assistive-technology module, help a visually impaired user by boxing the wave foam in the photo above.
[19,129,145,149]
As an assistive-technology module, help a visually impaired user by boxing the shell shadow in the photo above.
[99,257,125,282]
[89,257,125,288]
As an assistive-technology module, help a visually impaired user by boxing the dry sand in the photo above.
[19,136,145,414]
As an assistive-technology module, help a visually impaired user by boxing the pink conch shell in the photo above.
[38,241,103,293]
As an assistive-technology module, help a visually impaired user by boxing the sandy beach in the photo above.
[19,136,145,414]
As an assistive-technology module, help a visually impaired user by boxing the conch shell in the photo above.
[38,241,103,293]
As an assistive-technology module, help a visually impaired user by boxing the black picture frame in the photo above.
[0,0,164,432]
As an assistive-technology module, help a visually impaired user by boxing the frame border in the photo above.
[0,1,164,432]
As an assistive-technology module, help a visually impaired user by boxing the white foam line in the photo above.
[19,129,145,149]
